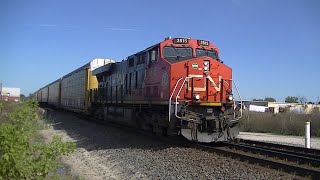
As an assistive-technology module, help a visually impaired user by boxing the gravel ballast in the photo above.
[41,110,304,180]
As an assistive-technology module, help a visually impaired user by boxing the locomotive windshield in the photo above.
[163,46,193,61]
[196,49,218,60]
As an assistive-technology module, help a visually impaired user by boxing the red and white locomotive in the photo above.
[90,37,243,142]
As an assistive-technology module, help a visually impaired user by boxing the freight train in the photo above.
[36,37,243,143]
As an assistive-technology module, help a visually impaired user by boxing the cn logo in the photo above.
[187,75,221,92]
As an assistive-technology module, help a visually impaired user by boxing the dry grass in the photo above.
[240,110,320,137]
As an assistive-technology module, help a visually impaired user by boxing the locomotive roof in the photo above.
[130,43,160,57]
[92,62,116,76]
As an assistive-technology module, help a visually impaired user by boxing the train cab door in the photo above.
[145,46,159,98]
[185,60,207,101]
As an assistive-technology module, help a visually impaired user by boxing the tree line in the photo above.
[252,96,318,104]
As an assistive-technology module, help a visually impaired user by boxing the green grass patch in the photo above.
[0,100,76,179]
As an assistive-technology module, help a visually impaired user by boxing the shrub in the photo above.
[0,101,19,124]
[240,110,320,137]
[0,99,76,179]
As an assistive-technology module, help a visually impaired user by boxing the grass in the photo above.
[240,110,320,137]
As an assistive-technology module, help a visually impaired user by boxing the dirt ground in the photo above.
[41,117,125,180]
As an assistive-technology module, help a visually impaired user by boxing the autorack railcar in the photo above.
[36,59,114,112]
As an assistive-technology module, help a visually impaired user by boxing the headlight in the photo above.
[194,94,200,100]
[228,95,234,101]
[203,60,210,72]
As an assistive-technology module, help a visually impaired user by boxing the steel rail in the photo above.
[226,142,320,167]
[196,143,320,180]
[238,139,320,157]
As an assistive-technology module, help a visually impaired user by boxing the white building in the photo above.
[0,87,21,102]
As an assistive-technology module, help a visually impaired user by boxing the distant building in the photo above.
[235,100,251,110]
[0,87,20,102]
[249,101,320,114]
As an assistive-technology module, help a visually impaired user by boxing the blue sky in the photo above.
[0,0,319,102]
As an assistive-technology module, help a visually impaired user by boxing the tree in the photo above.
[20,94,26,101]
[26,93,35,100]
[285,96,298,103]
[298,96,307,104]
[264,97,276,102]
[252,98,263,101]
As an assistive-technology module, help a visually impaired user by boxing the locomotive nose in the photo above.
[184,57,225,102]
[185,58,210,102]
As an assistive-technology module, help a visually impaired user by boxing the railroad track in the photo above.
[44,108,320,179]
[236,139,320,164]
[194,140,320,179]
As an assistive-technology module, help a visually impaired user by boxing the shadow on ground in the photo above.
[44,109,184,152]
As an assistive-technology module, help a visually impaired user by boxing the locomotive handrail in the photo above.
[175,77,191,119]
[168,77,184,122]
[169,77,243,122]
[231,80,243,121]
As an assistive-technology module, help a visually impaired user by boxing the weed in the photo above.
[0,99,76,179]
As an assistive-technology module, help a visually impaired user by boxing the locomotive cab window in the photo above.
[163,46,193,61]
[196,49,218,60]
